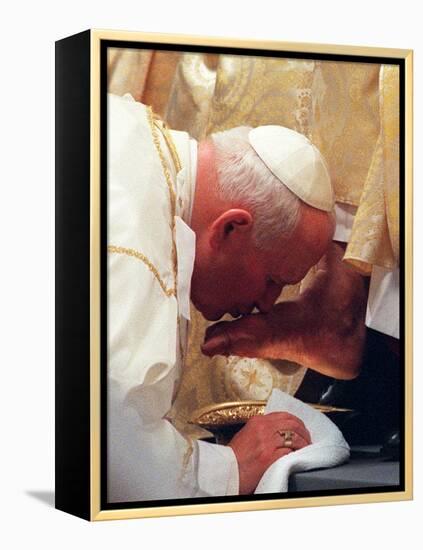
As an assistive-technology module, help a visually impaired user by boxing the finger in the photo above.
[263,412,311,443]
[202,320,249,357]
[202,314,268,358]
[274,429,310,451]
[201,330,231,356]
[273,420,311,446]
[204,321,229,341]
[269,447,294,464]
[276,420,311,445]
[263,417,311,445]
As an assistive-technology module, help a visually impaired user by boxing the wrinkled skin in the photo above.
[202,242,368,380]
[228,412,311,494]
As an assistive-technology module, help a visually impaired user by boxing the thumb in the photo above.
[201,323,231,357]
[201,315,265,358]
[201,329,231,356]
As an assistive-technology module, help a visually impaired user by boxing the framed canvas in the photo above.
[55,29,413,521]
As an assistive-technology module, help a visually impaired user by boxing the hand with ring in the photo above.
[228,411,312,495]
[277,429,295,448]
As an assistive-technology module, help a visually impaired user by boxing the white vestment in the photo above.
[107,93,238,502]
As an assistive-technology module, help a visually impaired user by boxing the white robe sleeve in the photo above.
[197,441,239,496]
[108,375,239,502]
[107,251,239,502]
[334,203,399,339]
[365,266,399,339]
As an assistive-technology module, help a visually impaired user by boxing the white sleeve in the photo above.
[109,378,240,502]
[197,440,239,496]
[334,202,399,339]
[108,375,240,502]
[365,266,399,339]
[107,253,240,502]
[333,203,357,243]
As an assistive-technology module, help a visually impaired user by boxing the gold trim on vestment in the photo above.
[107,245,176,297]
[147,107,194,471]
[147,106,179,288]
[107,107,183,299]
[147,108,178,215]
[154,117,182,173]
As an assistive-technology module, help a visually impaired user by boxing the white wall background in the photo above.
[1,1,421,547]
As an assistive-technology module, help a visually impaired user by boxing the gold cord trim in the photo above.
[147,108,177,219]
[147,106,181,301]
[155,119,182,174]
[147,109,194,476]
[181,437,194,474]
[108,245,176,297]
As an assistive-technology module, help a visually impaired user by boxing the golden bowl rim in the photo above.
[189,400,353,425]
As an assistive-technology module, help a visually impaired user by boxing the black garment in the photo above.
[295,329,401,446]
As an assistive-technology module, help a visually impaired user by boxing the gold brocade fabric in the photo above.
[311,62,381,206]
[343,64,400,274]
[164,53,219,140]
[107,52,400,437]
[206,55,316,136]
[107,48,153,102]
[383,66,400,266]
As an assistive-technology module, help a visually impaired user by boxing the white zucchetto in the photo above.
[248,125,334,212]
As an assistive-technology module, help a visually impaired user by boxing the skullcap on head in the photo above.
[248,125,334,212]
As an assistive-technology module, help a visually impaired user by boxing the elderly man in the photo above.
[107,93,359,502]
[201,240,368,380]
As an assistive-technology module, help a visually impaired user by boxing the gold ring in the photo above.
[277,429,294,448]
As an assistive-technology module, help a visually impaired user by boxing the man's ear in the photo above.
[209,209,253,249]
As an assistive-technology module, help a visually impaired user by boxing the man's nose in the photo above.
[256,281,283,313]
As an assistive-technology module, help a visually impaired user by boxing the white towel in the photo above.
[254,389,350,494]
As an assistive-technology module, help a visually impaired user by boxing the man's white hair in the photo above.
[210,126,301,249]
